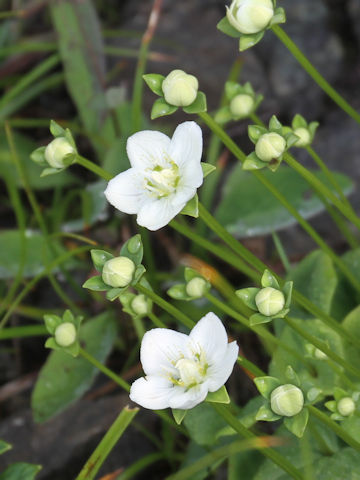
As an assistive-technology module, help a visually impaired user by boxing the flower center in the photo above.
[144,160,180,198]
[169,350,208,389]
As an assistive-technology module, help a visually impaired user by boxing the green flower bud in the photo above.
[131,294,149,316]
[255,287,285,316]
[314,348,328,360]
[230,94,255,118]
[102,256,135,288]
[337,397,355,417]
[226,0,274,35]
[255,132,286,162]
[293,127,311,147]
[162,69,199,107]
[54,322,76,347]
[45,137,75,169]
[270,384,304,417]
[185,277,207,298]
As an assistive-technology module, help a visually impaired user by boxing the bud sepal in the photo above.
[286,114,319,148]
[235,269,293,325]
[243,115,299,172]
[44,309,83,357]
[82,235,146,302]
[167,267,210,301]
[253,367,321,437]
[217,1,286,52]
[214,81,263,124]
[30,120,78,177]
[325,387,360,421]
[143,70,207,119]
[119,278,153,319]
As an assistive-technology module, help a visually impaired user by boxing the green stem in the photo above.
[272,232,291,273]
[308,405,360,453]
[0,325,47,340]
[75,406,139,480]
[271,25,360,125]
[212,404,304,480]
[118,453,166,480]
[148,311,167,328]
[75,155,113,181]
[136,285,194,329]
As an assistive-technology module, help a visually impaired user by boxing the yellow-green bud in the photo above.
[226,0,274,35]
[186,277,207,298]
[337,397,355,417]
[270,384,304,417]
[54,322,76,347]
[255,287,285,316]
[230,94,255,118]
[45,137,75,169]
[314,348,328,360]
[255,132,286,162]
[131,294,149,316]
[102,256,135,288]
[293,127,311,147]
[162,70,199,107]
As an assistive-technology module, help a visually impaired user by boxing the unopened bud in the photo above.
[255,132,286,162]
[293,127,311,147]
[102,256,135,288]
[338,397,355,417]
[162,70,199,107]
[255,287,285,316]
[45,137,75,169]
[186,277,207,298]
[314,348,328,360]
[230,94,255,118]
[131,294,149,316]
[226,0,274,35]
[54,322,76,347]
[270,384,304,417]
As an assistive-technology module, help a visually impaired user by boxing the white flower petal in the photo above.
[140,328,189,376]
[127,130,171,170]
[171,186,197,208]
[169,121,203,170]
[130,376,174,410]
[104,168,145,214]
[137,197,183,230]
[207,341,239,392]
[168,382,209,410]
[189,312,229,366]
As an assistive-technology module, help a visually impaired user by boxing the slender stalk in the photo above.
[308,405,360,453]
[271,25,360,125]
[75,406,139,480]
[118,453,166,480]
[148,311,166,328]
[272,232,291,272]
[135,284,194,329]
[0,325,47,340]
[75,155,113,181]
[212,404,304,480]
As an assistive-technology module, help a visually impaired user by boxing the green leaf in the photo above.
[205,386,230,404]
[106,287,126,301]
[250,313,272,326]
[225,81,243,100]
[235,287,260,310]
[43,314,62,335]
[183,402,227,446]
[215,166,353,238]
[217,16,241,38]
[242,152,267,171]
[342,305,360,380]
[0,440,11,455]
[201,162,216,178]
[341,416,360,442]
[120,234,143,265]
[151,98,178,119]
[325,400,337,413]
[50,0,113,156]
[143,73,165,96]
[255,404,281,422]
[0,463,41,480]
[239,31,265,51]
[167,284,189,300]
[172,409,187,425]
[292,114,307,129]
[248,125,267,143]
[269,115,282,131]
[30,146,47,166]
[0,131,77,190]
[133,264,146,284]
[313,447,360,479]
[82,275,109,291]
[90,249,114,272]
[40,167,62,177]
[49,119,66,137]
[184,268,200,283]
[31,312,117,422]
[183,92,207,114]
[180,194,199,218]
[261,269,280,289]
[254,376,281,399]
[0,230,77,280]
[284,408,309,438]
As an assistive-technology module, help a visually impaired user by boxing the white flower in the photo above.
[226,0,274,35]
[104,122,203,231]
[129,312,239,410]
